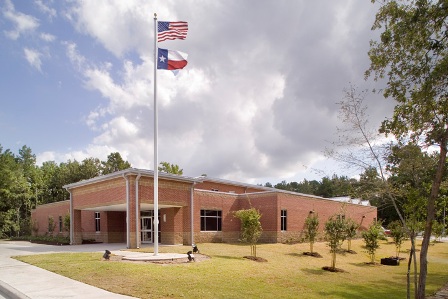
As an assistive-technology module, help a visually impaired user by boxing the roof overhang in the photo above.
[63,168,201,190]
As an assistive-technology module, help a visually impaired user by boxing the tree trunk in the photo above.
[407,236,414,299]
[331,251,336,269]
[413,237,418,299]
[417,135,447,299]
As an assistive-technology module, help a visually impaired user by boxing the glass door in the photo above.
[141,216,153,243]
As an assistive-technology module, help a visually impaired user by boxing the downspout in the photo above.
[135,173,141,248]
[65,188,73,245]
[122,174,130,248]
[190,183,195,245]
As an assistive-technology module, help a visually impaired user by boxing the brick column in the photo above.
[128,175,138,249]
[73,209,82,245]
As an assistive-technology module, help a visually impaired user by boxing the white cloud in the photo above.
[67,0,152,57]
[3,0,40,40]
[23,48,43,71]
[40,32,56,42]
[34,0,57,20]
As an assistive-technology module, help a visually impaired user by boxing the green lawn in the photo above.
[14,239,448,299]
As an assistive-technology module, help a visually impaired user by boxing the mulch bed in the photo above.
[243,256,268,262]
[303,252,323,258]
[322,266,347,273]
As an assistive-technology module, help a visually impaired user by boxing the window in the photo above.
[200,210,222,231]
[58,216,63,233]
[95,212,101,232]
[281,210,287,231]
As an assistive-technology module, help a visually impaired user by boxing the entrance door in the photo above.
[141,216,153,243]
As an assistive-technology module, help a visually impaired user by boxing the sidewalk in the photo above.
[0,240,186,299]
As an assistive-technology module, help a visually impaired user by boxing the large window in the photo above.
[200,210,222,231]
[281,210,287,231]
[95,212,101,232]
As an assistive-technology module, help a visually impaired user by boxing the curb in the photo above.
[0,280,30,299]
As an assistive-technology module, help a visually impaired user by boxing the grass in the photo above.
[14,239,448,299]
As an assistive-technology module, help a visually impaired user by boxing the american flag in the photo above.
[157,21,188,42]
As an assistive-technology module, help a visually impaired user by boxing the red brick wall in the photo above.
[72,177,126,210]
[31,201,70,237]
[191,190,377,244]
[274,192,377,243]
[193,190,241,243]
[105,211,126,243]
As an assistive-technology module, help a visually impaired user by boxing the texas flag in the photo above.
[157,48,188,70]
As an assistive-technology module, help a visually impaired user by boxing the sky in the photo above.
[0,0,395,185]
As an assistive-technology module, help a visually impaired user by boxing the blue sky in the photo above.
[0,0,395,184]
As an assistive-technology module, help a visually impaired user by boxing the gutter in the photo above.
[135,173,141,248]
[122,174,130,248]
[65,188,74,245]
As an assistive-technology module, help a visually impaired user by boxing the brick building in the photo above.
[31,168,377,248]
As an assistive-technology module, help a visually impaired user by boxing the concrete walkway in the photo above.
[0,240,186,299]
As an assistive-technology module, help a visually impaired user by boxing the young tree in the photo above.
[389,220,406,258]
[362,222,382,264]
[234,208,262,257]
[304,212,319,254]
[366,2,448,297]
[345,218,359,252]
[324,215,347,270]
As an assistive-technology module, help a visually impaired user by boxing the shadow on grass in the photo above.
[213,255,245,260]
[349,262,382,268]
[287,252,323,258]
[301,267,326,275]
[318,279,406,298]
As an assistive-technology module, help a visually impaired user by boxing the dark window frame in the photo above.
[95,212,101,232]
[200,210,222,231]
[281,209,287,231]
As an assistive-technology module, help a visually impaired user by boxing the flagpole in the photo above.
[153,12,159,255]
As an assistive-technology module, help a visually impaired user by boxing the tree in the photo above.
[362,222,382,264]
[432,221,445,242]
[324,215,347,270]
[367,1,448,297]
[158,162,183,175]
[233,208,262,257]
[345,218,359,252]
[304,212,320,254]
[101,152,131,174]
[389,220,406,258]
